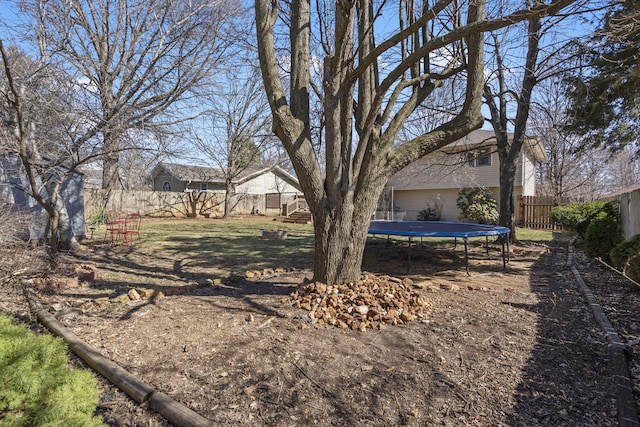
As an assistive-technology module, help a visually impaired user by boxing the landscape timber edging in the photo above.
[25,291,213,427]
[567,236,640,427]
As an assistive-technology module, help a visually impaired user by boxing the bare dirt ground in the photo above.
[2,232,640,426]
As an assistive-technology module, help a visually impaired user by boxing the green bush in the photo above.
[611,234,640,268]
[87,208,114,226]
[625,254,640,283]
[417,208,440,221]
[611,234,640,282]
[456,188,498,225]
[0,314,105,427]
[584,212,624,262]
[550,201,617,237]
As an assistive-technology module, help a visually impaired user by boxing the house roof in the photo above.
[77,165,103,189]
[442,129,546,162]
[153,162,226,183]
[152,162,300,187]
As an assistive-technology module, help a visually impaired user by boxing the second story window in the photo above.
[465,152,475,167]
[464,147,492,167]
[476,147,491,166]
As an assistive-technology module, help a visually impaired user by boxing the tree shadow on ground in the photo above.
[363,240,512,278]
[506,246,616,424]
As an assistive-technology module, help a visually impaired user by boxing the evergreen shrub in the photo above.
[87,208,114,226]
[584,212,624,262]
[550,201,616,237]
[0,314,104,427]
[611,234,640,282]
[417,208,439,221]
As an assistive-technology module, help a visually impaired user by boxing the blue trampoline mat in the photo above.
[367,221,511,274]
[368,220,510,239]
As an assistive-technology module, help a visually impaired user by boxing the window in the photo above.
[200,183,208,191]
[476,147,491,166]
[465,152,475,167]
[464,147,492,167]
[162,181,171,191]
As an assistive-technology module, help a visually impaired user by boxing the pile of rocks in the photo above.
[289,275,432,331]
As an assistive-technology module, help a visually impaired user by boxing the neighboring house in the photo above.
[79,164,155,190]
[385,129,545,221]
[150,162,303,214]
[0,153,86,242]
[77,165,103,189]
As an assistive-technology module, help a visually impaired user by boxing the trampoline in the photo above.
[368,220,511,274]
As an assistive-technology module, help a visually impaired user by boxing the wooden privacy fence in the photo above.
[518,190,640,237]
[604,186,640,240]
[516,195,573,229]
[84,189,295,220]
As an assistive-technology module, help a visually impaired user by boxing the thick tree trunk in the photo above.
[311,179,385,285]
[48,208,60,252]
[498,153,518,241]
[254,0,581,285]
[186,192,198,217]
[224,179,233,218]
[54,198,75,249]
[313,222,369,285]
[493,17,541,244]
[102,132,121,190]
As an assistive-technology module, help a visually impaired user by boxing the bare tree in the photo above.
[190,70,274,217]
[483,0,594,241]
[20,0,243,192]
[605,147,640,191]
[256,0,579,285]
[483,15,543,242]
[0,42,91,251]
[530,76,600,199]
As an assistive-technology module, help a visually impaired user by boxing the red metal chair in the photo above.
[104,215,126,243]
[122,213,142,244]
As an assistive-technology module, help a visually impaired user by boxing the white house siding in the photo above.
[391,185,525,222]
[391,189,460,221]
[389,146,537,215]
[520,153,536,196]
[387,150,524,191]
[384,129,541,221]
[236,171,301,194]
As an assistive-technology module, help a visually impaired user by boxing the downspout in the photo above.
[391,187,394,221]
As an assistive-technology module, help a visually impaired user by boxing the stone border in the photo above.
[567,237,640,426]
[48,267,298,317]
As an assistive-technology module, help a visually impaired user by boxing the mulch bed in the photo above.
[1,236,639,426]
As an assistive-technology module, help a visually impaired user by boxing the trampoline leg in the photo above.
[485,236,489,256]
[464,238,469,276]
[507,233,511,263]
[407,237,412,273]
